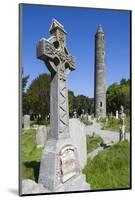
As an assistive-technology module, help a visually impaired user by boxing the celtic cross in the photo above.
[37,19,75,139]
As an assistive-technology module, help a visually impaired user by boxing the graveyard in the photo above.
[22,118,130,191]
[21,19,130,194]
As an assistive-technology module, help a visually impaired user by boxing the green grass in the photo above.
[83,140,130,190]
[81,119,93,126]
[98,117,130,133]
[102,118,119,132]
[21,129,44,182]
[87,135,103,153]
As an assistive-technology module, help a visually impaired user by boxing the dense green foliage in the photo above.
[83,141,130,190]
[26,74,51,119]
[22,73,94,118]
[22,73,130,122]
[22,129,43,181]
[106,79,130,115]
[87,135,103,153]
[75,95,94,116]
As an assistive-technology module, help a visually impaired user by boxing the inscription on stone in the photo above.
[60,145,76,183]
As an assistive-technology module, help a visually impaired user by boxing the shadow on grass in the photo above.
[24,161,40,183]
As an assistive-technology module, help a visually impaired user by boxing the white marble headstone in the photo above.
[116,110,119,119]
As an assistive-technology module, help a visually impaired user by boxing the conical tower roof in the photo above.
[96,24,104,34]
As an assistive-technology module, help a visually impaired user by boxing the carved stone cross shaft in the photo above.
[37,19,75,139]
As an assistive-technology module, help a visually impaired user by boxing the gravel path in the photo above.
[86,119,130,144]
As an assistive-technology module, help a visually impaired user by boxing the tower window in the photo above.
[100,102,102,107]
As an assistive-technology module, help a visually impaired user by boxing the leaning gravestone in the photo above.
[69,118,87,169]
[23,114,30,129]
[36,125,48,148]
[37,19,90,192]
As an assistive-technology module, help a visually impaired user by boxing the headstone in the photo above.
[88,115,91,121]
[73,111,77,118]
[36,125,48,148]
[69,118,87,169]
[110,112,113,118]
[36,19,90,192]
[80,109,85,120]
[116,110,119,119]
[23,114,30,129]
[119,105,126,141]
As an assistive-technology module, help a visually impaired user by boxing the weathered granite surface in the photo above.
[36,125,48,148]
[94,25,106,118]
[22,179,45,194]
[37,19,90,192]
[69,118,87,169]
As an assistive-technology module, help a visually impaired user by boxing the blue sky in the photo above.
[21,4,130,98]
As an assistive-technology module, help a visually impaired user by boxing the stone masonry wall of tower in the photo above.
[94,25,106,118]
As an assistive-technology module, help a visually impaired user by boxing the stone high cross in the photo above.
[36,20,89,192]
[37,19,75,139]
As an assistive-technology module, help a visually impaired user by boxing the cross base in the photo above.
[41,174,90,193]
[38,138,90,192]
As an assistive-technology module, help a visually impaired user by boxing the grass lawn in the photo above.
[83,140,130,190]
[98,117,130,133]
[21,129,44,182]
[87,135,103,153]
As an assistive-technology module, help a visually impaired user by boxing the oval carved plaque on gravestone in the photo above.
[60,145,77,183]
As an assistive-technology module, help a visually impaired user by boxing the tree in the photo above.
[22,75,29,93]
[26,74,51,119]
[106,79,130,115]
[23,73,95,118]
[22,74,29,115]
[75,95,94,115]
[68,90,75,117]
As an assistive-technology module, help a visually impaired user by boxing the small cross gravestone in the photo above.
[36,19,90,192]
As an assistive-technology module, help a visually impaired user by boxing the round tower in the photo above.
[94,25,106,118]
